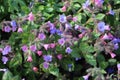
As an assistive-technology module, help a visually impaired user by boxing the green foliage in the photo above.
[2,70,13,80]
[96,13,105,20]
[9,53,22,68]
[0,0,120,80]
[85,54,97,66]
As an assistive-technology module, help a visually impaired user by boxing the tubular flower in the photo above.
[28,12,34,21]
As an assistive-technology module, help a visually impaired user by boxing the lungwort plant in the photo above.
[0,0,120,80]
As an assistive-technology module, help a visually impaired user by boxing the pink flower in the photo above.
[27,56,33,62]
[61,6,66,12]
[30,45,37,52]
[32,67,38,72]
[17,27,23,33]
[108,33,114,40]
[28,12,34,21]
[101,34,109,40]
[83,74,90,80]
[104,25,110,31]
[43,44,50,50]
[50,43,56,48]
[78,33,84,38]
[58,38,65,46]
[57,54,62,60]
[38,33,46,40]
[94,0,104,8]
[37,51,42,56]
[117,64,120,70]
[72,17,78,22]
[109,52,116,58]
[21,45,28,52]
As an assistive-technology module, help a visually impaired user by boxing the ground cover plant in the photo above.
[0,0,120,80]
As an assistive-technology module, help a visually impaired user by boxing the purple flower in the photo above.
[11,20,17,32]
[4,26,11,32]
[38,33,46,40]
[43,62,49,69]
[114,43,119,50]
[21,45,28,52]
[50,28,56,34]
[94,0,104,7]
[43,55,52,62]
[12,26,17,32]
[11,20,17,27]
[56,29,62,35]
[108,10,115,16]
[74,24,80,30]
[58,38,65,46]
[97,21,105,32]
[65,23,71,29]
[30,45,37,52]
[57,54,62,60]
[112,38,120,44]
[2,56,8,64]
[65,47,72,54]
[47,21,55,30]
[82,0,90,9]
[59,14,67,23]
[2,45,11,55]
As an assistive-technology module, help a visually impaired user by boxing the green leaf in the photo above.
[96,54,105,62]
[75,13,82,22]
[114,0,120,4]
[108,59,117,66]
[12,75,21,80]
[85,54,97,66]
[79,43,94,54]
[81,36,89,41]
[46,7,54,13]
[101,69,106,74]
[38,5,44,11]
[9,53,22,68]
[71,48,81,58]
[99,61,108,69]
[49,66,59,77]
[92,32,101,39]
[73,0,85,3]
[2,70,13,80]
[96,13,105,20]
[74,3,81,10]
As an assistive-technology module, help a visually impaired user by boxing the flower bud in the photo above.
[33,67,38,72]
